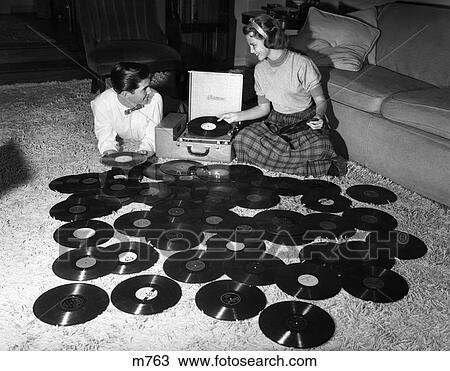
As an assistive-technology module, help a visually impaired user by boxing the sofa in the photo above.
[289,2,450,206]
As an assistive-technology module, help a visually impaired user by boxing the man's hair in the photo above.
[110,62,152,93]
[242,14,288,49]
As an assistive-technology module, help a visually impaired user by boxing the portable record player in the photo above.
[155,71,243,163]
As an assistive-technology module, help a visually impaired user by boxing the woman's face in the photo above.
[246,34,269,61]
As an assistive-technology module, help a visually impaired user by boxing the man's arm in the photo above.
[91,101,118,155]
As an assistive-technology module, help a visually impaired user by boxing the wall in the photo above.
[0,0,34,14]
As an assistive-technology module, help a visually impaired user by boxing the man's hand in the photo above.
[306,116,324,130]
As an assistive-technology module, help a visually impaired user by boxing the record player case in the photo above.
[155,71,243,163]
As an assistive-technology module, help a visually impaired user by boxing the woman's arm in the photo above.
[218,102,271,124]
[307,85,328,130]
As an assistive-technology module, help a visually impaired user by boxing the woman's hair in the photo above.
[110,62,152,93]
[242,14,288,49]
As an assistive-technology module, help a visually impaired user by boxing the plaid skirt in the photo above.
[233,108,336,176]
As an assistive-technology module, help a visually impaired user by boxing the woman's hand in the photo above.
[218,112,240,123]
[306,116,324,130]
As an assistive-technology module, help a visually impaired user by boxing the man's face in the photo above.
[126,78,152,105]
[246,34,269,61]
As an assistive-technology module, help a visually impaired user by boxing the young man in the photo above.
[91,62,163,156]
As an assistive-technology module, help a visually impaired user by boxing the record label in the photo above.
[301,193,352,213]
[188,116,231,137]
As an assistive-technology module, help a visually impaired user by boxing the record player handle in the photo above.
[187,145,210,157]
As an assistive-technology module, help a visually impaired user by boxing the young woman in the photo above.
[91,62,163,156]
[219,15,344,176]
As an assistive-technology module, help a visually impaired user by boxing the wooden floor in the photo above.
[0,13,90,85]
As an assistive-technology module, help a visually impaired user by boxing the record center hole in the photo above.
[115,155,133,163]
[118,251,137,263]
[135,287,158,301]
[363,276,385,290]
[360,215,378,224]
[68,205,87,214]
[298,274,319,287]
[59,295,86,311]
[220,291,241,306]
[318,198,335,206]
[75,256,97,269]
[245,261,265,274]
[205,216,223,225]
[72,227,96,239]
[133,218,152,228]
[200,122,217,131]
[226,241,245,251]
[319,221,337,230]
[246,194,263,202]
[81,177,97,185]
[186,259,206,272]
[168,207,185,216]
[363,190,380,198]
[110,183,126,191]
[285,315,308,332]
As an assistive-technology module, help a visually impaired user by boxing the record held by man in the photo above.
[100,151,148,169]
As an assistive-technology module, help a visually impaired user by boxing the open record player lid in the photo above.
[188,71,243,122]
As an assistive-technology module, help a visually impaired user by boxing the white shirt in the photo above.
[90,88,163,154]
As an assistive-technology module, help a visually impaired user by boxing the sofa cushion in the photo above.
[324,65,433,113]
[381,88,450,140]
[376,3,450,87]
[289,7,380,71]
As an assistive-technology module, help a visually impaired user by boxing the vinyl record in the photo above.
[49,173,102,194]
[52,247,118,281]
[33,283,109,326]
[67,190,132,207]
[342,265,409,303]
[102,178,143,198]
[100,151,147,169]
[202,183,242,211]
[251,176,306,196]
[49,195,121,222]
[193,164,232,182]
[111,275,181,315]
[224,251,285,286]
[237,187,280,209]
[366,230,427,260]
[215,216,267,243]
[258,301,335,348]
[103,241,159,275]
[167,179,209,202]
[229,164,264,183]
[53,219,114,248]
[160,159,202,176]
[195,279,266,321]
[141,163,177,182]
[254,210,305,236]
[205,237,266,258]
[346,184,397,205]
[148,223,201,251]
[274,262,341,300]
[200,210,241,233]
[302,213,356,241]
[301,192,352,213]
[148,199,203,223]
[299,179,341,195]
[298,242,341,265]
[188,116,231,137]
[342,207,398,231]
[133,182,173,205]
[114,211,160,238]
[163,249,225,283]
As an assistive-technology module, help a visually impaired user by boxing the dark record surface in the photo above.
[111,275,181,315]
[274,262,341,300]
[188,116,231,137]
[199,209,241,233]
[133,182,173,205]
[342,207,398,231]
[237,187,280,209]
[50,195,121,222]
[254,209,305,236]
[301,192,352,213]
[258,301,335,349]
[102,178,143,198]
[104,241,159,275]
[149,223,201,251]
[299,179,341,195]
[229,164,263,183]
[366,230,427,260]
[33,283,109,326]
[224,251,285,286]
[342,265,409,303]
[195,280,266,321]
[114,210,160,238]
[163,249,225,283]
[346,184,397,205]
[148,199,203,223]
[49,173,102,194]
[53,219,114,248]
[251,176,306,196]
[160,160,202,176]
[52,247,118,281]
[205,237,266,258]
[100,151,147,169]
[193,164,232,182]
[214,216,267,243]
[302,213,356,240]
